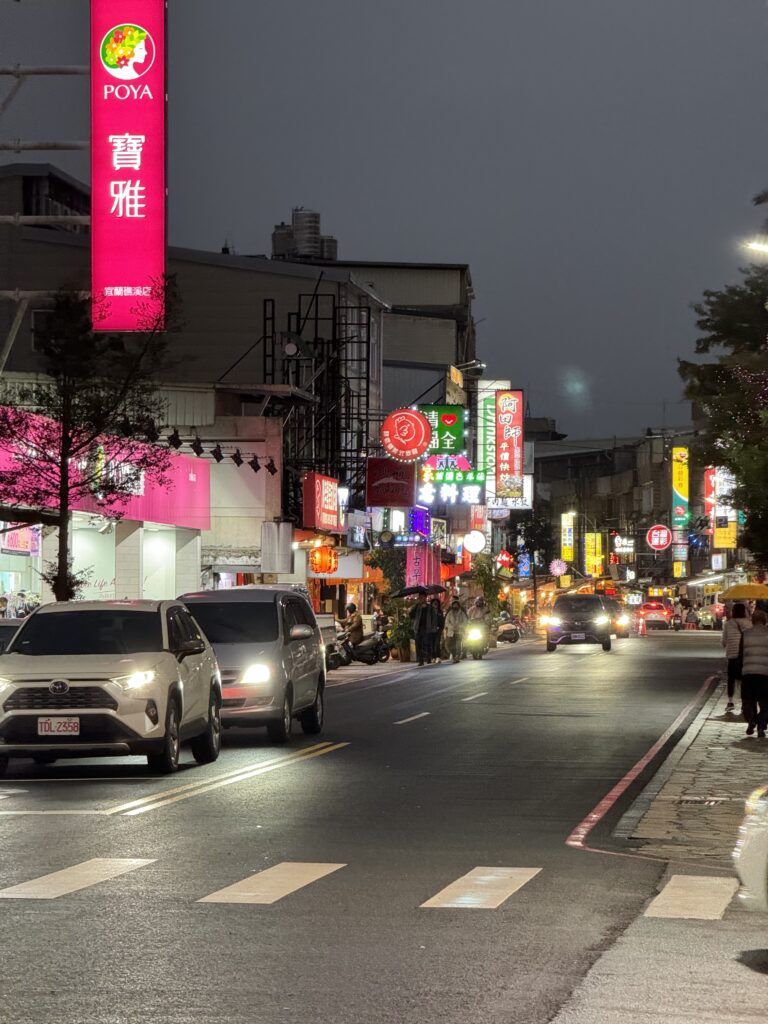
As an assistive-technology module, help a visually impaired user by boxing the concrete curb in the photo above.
[613,673,723,840]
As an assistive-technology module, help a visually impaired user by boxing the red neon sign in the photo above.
[495,390,524,499]
[91,1,166,332]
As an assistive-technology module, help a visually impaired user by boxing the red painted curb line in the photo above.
[566,674,719,853]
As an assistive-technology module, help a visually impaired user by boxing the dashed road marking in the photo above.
[421,867,542,909]
[0,858,154,900]
[509,677,529,684]
[461,692,487,702]
[644,875,739,920]
[199,862,346,905]
[394,712,430,725]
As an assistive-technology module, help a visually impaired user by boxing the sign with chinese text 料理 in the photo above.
[418,405,465,455]
[671,447,689,529]
[417,464,485,507]
[92,1,166,332]
[495,390,524,499]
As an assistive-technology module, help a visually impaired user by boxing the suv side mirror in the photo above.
[177,638,206,660]
[289,624,313,641]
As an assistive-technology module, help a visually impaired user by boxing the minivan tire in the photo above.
[190,689,221,765]
[300,684,324,735]
[602,638,612,652]
[267,691,293,745]
[147,699,181,774]
[546,641,557,652]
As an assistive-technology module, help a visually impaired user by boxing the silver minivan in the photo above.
[179,587,325,744]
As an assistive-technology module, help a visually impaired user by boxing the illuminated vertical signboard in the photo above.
[561,512,575,562]
[584,532,603,577]
[671,447,689,529]
[91,1,166,331]
[495,390,524,499]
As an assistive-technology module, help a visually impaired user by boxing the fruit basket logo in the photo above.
[100,24,156,80]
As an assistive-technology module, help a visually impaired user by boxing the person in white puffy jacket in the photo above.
[741,609,768,738]
[721,602,751,712]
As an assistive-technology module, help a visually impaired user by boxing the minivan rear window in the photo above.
[554,596,603,616]
[185,602,279,644]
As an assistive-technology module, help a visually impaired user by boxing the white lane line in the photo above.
[105,743,334,815]
[421,867,542,909]
[0,858,155,900]
[199,862,346,905]
[394,712,430,725]
[461,692,488,702]
[0,810,110,816]
[644,875,739,920]
[509,677,529,684]
[115,743,349,816]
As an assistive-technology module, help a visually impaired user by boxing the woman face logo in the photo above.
[100,24,156,81]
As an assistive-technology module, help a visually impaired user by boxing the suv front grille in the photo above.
[3,686,118,712]
[220,670,240,686]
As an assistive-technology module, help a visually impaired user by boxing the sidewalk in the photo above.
[622,686,768,867]
[549,680,768,1023]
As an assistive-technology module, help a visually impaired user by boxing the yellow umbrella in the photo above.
[720,583,768,600]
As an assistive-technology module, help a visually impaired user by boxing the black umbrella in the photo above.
[424,584,447,595]
[390,586,428,598]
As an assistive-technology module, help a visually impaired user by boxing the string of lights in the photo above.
[164,430,278,475]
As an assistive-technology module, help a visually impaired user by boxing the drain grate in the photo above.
[676,797,729,806]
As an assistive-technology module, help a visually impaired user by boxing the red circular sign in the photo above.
[646,524,672,551]
[380,409,432,462]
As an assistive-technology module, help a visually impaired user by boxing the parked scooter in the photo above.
[325,635,346,671]
[496,611,521,644]
[463,622,489,660]
[672,613,683,632]
[338,630,390,666]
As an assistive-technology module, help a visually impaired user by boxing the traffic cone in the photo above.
[637,616,647,637]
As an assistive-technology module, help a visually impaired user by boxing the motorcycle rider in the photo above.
[342,603,365,646]
[469,596,491,624]
[444,598,468,663]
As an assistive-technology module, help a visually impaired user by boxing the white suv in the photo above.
[0,600,222,775]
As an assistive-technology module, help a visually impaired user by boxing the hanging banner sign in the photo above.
[91,0,166,332]
[495,390,524,499]
[671,447,689,529]
[584,532,604,577]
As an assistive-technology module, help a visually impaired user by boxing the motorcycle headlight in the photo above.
[594,615,610,626]
[241,663,271,685]
[113,669,156,691]
[467,628,483,641]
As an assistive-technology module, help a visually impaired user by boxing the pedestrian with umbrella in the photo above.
[409,591,437,667]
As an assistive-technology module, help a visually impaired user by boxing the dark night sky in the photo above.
[3,0,768,436]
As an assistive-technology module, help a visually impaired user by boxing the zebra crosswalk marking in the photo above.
[0,858,155,900]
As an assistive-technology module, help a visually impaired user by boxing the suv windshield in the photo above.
[185,602,279,644]
[554,597,604,616]
[8,611,163,656]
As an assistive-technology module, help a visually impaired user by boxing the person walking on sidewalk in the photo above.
[444,599,468,664]
[740,609,768,737]
[722,602,751,712]
[430,597,445,663]
[410,593,437,667]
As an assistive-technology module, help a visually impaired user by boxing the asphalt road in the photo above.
[0,632,721,1024]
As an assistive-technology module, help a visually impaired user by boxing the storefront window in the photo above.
[72,517,116,601]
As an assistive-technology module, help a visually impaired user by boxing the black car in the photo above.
[602,598,630,638]
[545,594,613,652]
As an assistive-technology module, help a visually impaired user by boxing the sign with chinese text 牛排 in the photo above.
[91,1,166,332]
[495,391,524,499]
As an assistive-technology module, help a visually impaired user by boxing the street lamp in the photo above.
[745,238,768,255]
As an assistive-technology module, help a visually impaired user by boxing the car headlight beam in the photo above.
[241,663,271,685]
[594,615,610,626]
[113,669,156,691]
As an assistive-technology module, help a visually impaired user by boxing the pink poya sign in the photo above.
[91,0,166,332]
[75,453,211,531]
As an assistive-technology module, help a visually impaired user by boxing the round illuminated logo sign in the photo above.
[463,530,487,554]
[549,558,568,577]
[646,524,672,551]
[100,24,156,80]
[380,409,432,462]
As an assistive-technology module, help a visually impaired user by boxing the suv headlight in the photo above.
[113,669,156,691]
[547,616,562,628]
[618,614,630,626]
[0,676,13,696]
[594,615,610,626]
[241,664,271,685]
